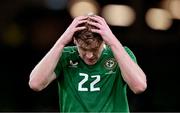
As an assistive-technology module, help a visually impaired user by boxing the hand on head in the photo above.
[60,13,116,47]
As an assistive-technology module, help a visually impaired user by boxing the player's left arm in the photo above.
[88,15,147,94]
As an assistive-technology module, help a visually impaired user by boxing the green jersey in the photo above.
[55,45,137,112]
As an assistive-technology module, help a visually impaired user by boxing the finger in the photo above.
[91,28,101,34]
[72,16,87,24]
[87,21,101,29]
[76,20,87,26]
[75,26,86,32]
[89,16,104,25]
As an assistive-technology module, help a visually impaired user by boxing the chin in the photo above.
[85,61,97,65]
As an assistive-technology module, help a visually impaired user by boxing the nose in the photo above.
[86,52,93,59]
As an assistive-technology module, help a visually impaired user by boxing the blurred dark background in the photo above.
[0,0,179,112]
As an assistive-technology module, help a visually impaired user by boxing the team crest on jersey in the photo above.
[104,58,117,70]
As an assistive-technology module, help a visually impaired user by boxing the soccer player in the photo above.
[29,15,147,112]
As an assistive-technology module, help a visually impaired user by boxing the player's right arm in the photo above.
[29,16,87,91]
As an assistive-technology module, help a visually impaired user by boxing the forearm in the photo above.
[29,38,65,91]
[86,15,147,93]
[110,38,147,94]
[29,16,88,91]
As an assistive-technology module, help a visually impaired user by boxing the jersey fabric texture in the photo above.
[55,45,137,112]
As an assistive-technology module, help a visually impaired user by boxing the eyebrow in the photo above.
[79,46,99,51]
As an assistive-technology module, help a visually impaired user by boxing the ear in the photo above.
[73,37,77,45]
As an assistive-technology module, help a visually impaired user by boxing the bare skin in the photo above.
[29,15,147,94]
[87,15,147,93]
[74,40,104,65]
[29,16,88,91]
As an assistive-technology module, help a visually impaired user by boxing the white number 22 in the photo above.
[78,73,100,92]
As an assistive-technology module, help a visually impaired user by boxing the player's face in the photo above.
[76,42,104,65]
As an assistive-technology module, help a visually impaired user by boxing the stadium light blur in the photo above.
[169,0,180,20]
[69,0,99,18]
[102,4,135,26]
[145,8,172,30]
[161,0,180,20]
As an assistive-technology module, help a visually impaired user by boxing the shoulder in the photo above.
[105,45,137,63]
[123,46,137,63]
[104,45,132,55]
[61,46,78,60]
[124,46,132,52]
[63,46,77,53]
[123,46,135,56]
[103,45,113,54]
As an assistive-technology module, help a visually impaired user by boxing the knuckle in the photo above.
[77,21,81,25]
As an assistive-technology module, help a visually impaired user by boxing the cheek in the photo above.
[97,53,100,58]
[96,51,102,58]
[93,52,99,58]
[79,51,85,58]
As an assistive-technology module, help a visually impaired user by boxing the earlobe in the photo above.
[73,38,76,45]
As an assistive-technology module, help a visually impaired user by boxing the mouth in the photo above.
[85,59,97,64]
[88,58,96,62]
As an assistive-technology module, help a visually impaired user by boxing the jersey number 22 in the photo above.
[78,73,100,92]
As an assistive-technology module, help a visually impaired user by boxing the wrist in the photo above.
[109,39,124,50]
[108,36,121,47]
[55,38,66,49]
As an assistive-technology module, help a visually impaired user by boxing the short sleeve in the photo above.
[54,49,65,78]
[54,57,63,78]
[54,46,77,78]
[124,46,137,63]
